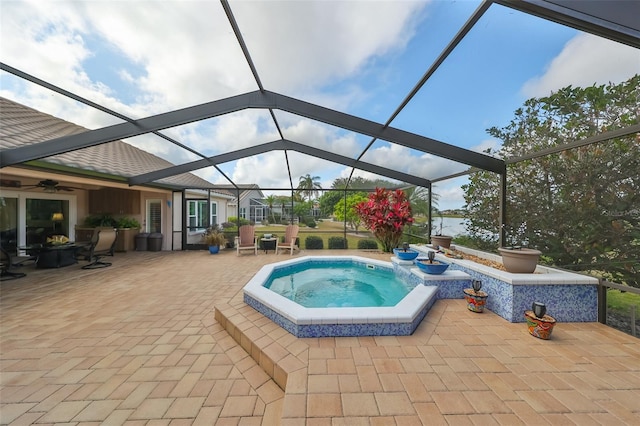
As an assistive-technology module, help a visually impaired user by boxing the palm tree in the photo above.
[264,195,277,223]
[331,177,349,189]
[404,186,440,238]
[297,174,322,202]
[404,186,438,218]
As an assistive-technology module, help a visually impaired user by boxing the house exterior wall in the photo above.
[236,189,265,224]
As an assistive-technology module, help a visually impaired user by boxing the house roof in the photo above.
[215,184,265,204]
[0,96,221,191]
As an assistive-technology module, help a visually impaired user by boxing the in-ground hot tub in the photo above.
[243,256,438,337]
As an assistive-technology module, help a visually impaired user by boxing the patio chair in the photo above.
[13,228,45,266]
[1,247,26,280]
[236,225,257,255]
[276,225,299,255]
[80,228,118,269]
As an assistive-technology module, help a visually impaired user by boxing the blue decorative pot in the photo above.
[393,248,419,261]
[416,260,449,275]
[209,245,220,254]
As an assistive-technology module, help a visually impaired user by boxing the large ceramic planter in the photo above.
[208,245,220,254]
[498,247,541,273]
[115,227,139,252]
[431,235,452,249]
[463,289,488,313]
[524,310,556,339]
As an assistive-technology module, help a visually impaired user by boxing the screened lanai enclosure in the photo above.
[1,0,638,251]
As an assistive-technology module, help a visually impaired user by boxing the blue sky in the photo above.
[1,0,638,210]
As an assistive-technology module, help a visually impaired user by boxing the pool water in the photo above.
[265,262,411,308]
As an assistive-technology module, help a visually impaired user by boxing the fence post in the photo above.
[597,279,607,324]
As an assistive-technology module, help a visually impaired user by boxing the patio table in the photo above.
[18,242,88,268]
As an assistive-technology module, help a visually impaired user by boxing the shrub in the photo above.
[116,217,141,229]
[84,214,116,227]
[355,187,414,252]
[305,236,324,250]
[328,236,347,249]
[221,222,236,229]
[357,239,379,250]
[305,218,317,228]
[223,229,237,248]
[227,216,250,227]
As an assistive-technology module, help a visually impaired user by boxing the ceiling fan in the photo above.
[21,179,83,193]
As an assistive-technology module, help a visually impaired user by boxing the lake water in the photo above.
[436,217,469,236]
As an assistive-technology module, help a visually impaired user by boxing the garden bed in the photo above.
[443,248,507,271]
[409,244,599,323]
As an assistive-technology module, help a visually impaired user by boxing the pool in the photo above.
[264,261,411,308]
[243,256,438,337]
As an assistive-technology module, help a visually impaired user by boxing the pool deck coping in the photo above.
[243,255,438,325]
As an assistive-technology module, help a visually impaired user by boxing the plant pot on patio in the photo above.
[524,310,556,339]
[498,247,541,273]
[431,235,452,249]
[463,288,488,313]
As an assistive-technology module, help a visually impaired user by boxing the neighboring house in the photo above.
[0,97,233,252]
[215,184,267,224]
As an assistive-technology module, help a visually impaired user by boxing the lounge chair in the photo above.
[0,248,26,280]
[276,225,299,255]
[80,228,118,269]
[236,225,257,255]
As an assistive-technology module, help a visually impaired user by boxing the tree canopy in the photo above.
[462,75,639,287]
[296,174,322,202]
[333,193,368,232]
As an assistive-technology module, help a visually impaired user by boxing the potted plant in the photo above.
[354,188,414,253]
[115,216,141,252]
[430,215,452,249]
[202,226,227,254]
[498,222,541,273]
[463,279,488,313]
[524,302,556,339]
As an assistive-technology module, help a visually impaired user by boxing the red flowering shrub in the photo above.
[355,187,414,252]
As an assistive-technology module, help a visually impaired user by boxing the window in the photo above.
[210,201,218,226]
[26,198,69,244]
[147,199,162,233]
[240,207,246,219]
[187,200,217,230]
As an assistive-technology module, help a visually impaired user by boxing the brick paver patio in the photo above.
[1,249,639,425]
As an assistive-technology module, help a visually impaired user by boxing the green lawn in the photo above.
[254,220,379,250]
[607,288,640,315]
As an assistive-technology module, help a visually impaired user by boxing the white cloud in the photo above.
[282,118,361,157]
[522,33,640,98]
[1,0,429,179]
[433,177,469,211]
[470,138,501,156]
[231,1,427,94]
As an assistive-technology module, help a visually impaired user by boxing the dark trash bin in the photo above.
[135,233,150,251]
[148,233,163,251]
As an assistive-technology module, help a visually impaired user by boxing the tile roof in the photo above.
[0,97,221,191]
[215,183,264,202]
